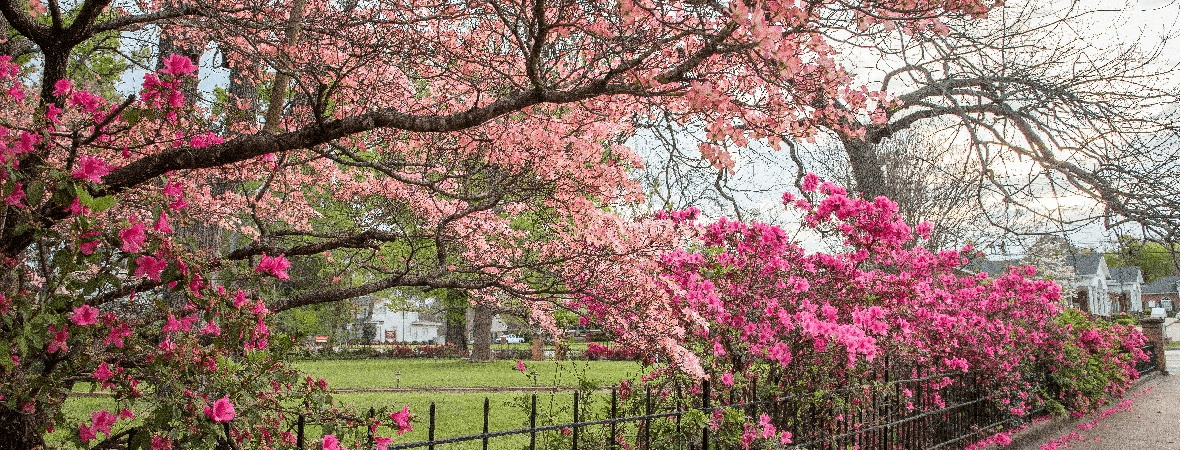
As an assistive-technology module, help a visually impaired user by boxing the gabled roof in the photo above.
[1065,253,1104,276]
[962,258,1016,277]
[1108,266,1142,284]
[1142,275,1180,295]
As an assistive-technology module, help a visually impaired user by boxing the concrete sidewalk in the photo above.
[1011,349,1180,450]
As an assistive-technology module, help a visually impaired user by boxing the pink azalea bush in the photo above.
[579,176,1148,449]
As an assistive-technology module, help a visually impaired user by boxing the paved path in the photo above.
[1012,349,1180,450]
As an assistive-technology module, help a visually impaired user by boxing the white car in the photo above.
[500,334,525,344]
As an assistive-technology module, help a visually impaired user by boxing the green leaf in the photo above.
[90,195,116,213]
[25,181,45,207]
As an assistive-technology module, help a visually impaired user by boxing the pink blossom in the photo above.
[93,362,115,388]
[53,78,73,96]
[255,253,291,280]
[203,396,236,423]
[119,218,146,253]
[190,132,224,148]
[68,197,92,216]
[5,182,24,206]
[201,320,221,336]
[91,409,116,435]
[153,211,172,233]
[151,435,172,450]
[322,434,341,450]
[389,406,413,435]
[70,304,99,326]
[46,103,62,122]
[47,324,68,353]
[79,423,96,443]
[160,54,198,77]
[134,255,168,281]
[516,360,527,372]
[801,172,820,192]
[71,155,112,183]
[161,314,183,333]
[375,436,393,450]
[720,373,734,387]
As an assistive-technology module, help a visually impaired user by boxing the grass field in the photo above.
[56,358,649,449]
[291,359,645,390]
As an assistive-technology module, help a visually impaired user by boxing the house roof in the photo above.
[1065,253,1104,276]
[1142,275,1180,294]
[1108,266,1142,284]
[962,258,1020,277]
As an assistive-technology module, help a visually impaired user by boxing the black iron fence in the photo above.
[263,370,1025,450]
[1136,342,1158,376]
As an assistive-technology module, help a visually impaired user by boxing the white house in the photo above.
[352,294,445,344]
[1063,252,1111,316]
[1107,266,1144,314]
[367,304,445,344]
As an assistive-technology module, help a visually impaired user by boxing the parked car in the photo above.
[499,334,525,344]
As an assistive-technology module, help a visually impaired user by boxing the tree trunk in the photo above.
[530,331,543,361]
[841,138,889,200]
[441,291,469,352]
[0,405,47,450]
[469,305,493,361]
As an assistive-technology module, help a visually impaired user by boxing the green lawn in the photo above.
[54,359,647,449]
[291,359,645,390]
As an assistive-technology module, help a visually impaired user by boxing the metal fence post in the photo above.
[429,401,438,448]
[701,380,710,450]
[483,397,490,450]
[610,387,618,450]
[296,415,304,450]
[644,387,652,450]
[573,390,580,450]
[530,394,537,450]
[368,407,375,448]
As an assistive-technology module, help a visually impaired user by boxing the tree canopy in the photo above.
[0,0,1051,447]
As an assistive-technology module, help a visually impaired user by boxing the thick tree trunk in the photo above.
[841,138,889,200]
[0,405,47,450]
[441,291,469,352]
[469,305,493,361]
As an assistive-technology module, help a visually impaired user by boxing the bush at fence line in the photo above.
[583,342,652,362]
[571,175,1148,449]
[1038,308,1148,415]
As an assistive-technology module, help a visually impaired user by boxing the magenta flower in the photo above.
[119,218,146,253]
[134,255,168,281]
[154,211,173,233]
[321,434,340,450]
[375,436,393,450]
[53,79,73,96]
[70,304,99,326]
[71,155,112,183]
[78,423,96,443]
[151,435,172,450]
[93,362,115,388]
[516,360,527,372]
[47,324,68,353]
[159,54,197,77]
[255,253,291,280]
[203,396,236,423]
[90,409,116,435]
[389,406,413,435]
[5,182,24,206]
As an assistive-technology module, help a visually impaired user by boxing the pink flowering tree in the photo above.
[0,0,1000,448]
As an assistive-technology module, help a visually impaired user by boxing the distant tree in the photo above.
[1105,236,1180,282]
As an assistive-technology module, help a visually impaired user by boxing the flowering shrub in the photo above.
[1038,309,1147,415]
[575,176,1148,449]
